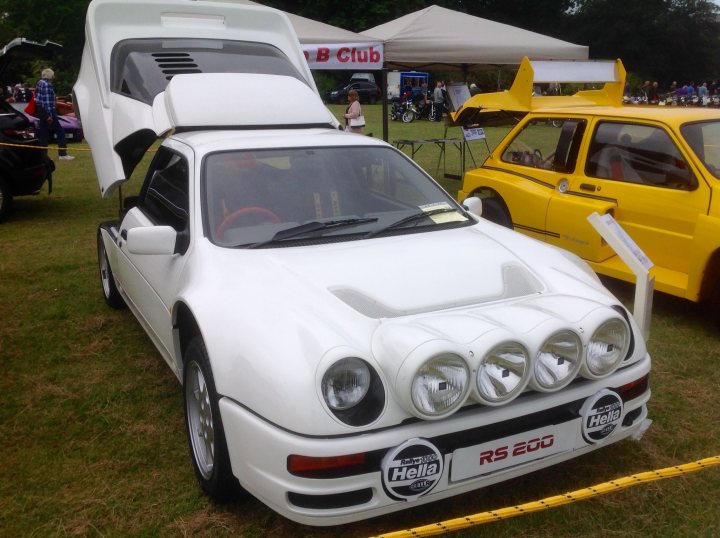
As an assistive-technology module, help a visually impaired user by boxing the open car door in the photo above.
[74,0,326,197]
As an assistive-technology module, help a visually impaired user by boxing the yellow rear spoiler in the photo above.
[451,56,626,126]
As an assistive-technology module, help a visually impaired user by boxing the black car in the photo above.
[0,38,60,221]
[325,80,381,104]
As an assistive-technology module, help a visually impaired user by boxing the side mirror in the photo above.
[462,196,483,218]
[126,226,178,255]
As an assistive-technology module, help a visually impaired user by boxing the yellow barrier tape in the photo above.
[370,455,720,538]
[0,141,93,151]
[0,141,158,153]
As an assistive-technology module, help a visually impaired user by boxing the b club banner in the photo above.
[302,42,383,70]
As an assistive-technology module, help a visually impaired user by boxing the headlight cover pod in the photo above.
[475,340,531,405]
[532,329,583,392]
[583,315,630,378]
[395,340,470,420]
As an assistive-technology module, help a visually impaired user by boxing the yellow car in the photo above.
[454,57,720,322]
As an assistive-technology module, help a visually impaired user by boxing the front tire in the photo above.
[0,177,13,222]
[402,110,415,123]
[479,196,513,228]
[184,337,239,502]
[710,282,720,330]
[97,228,125,309]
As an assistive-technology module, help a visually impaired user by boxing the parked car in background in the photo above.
[77,1,651,526]
[325,80,381,104]
[349,72,376,84]
[454,57,720,326]
[22,110,84,143]
[0,38,59,221]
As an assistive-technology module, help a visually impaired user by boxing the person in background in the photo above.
[35,68,74,161]
[639,80,651,101]
[344,89,363,134]
[648,81,660,103]
[12,83,30,102]
[402,82,412,100]
[547,82,561,96]
[432,81,445,122]
[698,82,708,99]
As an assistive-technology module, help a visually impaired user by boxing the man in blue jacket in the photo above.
[35,68,74,161]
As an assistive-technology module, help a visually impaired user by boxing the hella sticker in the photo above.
[581,389,624,443]
[382,438,443,501]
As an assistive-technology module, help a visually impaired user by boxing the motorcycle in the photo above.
[415,99,442,122]
[390,97,416,122]
[391,96,442,123]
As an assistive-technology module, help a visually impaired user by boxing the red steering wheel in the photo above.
[216,206,281,239]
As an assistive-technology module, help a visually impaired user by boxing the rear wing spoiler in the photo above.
[450,56,626,127]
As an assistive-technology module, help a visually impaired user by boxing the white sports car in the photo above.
[75,0,651,526]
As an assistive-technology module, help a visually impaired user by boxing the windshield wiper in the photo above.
[364,207,462,238]
[248,217,378,248]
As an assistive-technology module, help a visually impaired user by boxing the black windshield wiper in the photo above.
[248,217,378,248]
[364,207,462,238]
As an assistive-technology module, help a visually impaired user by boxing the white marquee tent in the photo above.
[362,5,588,71]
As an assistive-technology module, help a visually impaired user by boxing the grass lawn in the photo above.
[0,105,718,537]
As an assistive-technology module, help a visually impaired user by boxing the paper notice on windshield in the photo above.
[420,202,466,223]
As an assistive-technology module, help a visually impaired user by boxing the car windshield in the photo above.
[203,146,469,247]
[681,120,720,179]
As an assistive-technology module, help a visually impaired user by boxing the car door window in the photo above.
[502,118,586,172]
[681,120,720,178]
[586,122,697,190]
[139,148,190,232]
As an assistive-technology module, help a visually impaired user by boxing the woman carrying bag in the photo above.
[344,89,364,134]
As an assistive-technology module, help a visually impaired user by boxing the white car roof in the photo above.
[171,128,386,153]
[75,0,330,197]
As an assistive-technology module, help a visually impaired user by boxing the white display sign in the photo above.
[587,212,654,340]
[446,83,471,112]
[462,126,486,141]
[596,213,653,271]
[302,42,383,70]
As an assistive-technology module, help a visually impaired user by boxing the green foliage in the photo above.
[0,0,89,94]
[563,0,720,85]
[311,71,337,97]
[1,0,720,93]
[262,0,428,32]
[462,0,577,39]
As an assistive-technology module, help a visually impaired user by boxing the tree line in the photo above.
[1,0,718,94]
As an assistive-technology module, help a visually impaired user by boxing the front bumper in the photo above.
[219,356,650,526]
